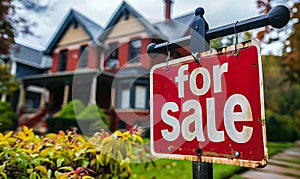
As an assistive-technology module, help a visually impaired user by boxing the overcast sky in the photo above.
[15,0,260,50]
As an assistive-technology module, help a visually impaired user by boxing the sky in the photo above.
[15,0,262,51]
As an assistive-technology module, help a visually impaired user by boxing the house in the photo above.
[17,0,195,133]
[0,43,51,110]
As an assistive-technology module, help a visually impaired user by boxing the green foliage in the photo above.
[262,55,300,141]
[77,104,110,128]
[0,126,146,178]
[266,109,300,141]
[56,99,85,119]
[0,64,20,95]
[0,101,15,132]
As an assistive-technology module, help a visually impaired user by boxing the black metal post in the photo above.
[190,7,213,179]
[147,5,290,55]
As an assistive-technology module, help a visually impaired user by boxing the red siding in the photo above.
[88,45,99,69]
[118,42,129,67]
[66,49,79,71]
[140,38,152,69]
[51,53,59,73]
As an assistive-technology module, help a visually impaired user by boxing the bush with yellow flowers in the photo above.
[0,126,146,179]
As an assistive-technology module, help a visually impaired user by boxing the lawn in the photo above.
[130,141,294,179]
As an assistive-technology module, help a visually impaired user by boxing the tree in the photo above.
[0,63,20,102]
[0,0,52,55]
[256,0,300,84]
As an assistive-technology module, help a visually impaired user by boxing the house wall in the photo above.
[104,14,155,70]
[88,45,100,69]
[57,24,90,48]
[66,48,80,71]
[51,23,93,73]
[107,14,145,40]
[16,63,45,78]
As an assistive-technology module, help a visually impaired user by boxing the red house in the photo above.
[18,1,194,133]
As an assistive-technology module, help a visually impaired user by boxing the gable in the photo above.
[57,24,90,48]
[106,14,146,40]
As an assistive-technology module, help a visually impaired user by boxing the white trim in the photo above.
[26,85,45,93]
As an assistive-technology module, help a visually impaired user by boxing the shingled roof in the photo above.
[44,9,104,55]
[10,43,51,69]
[154,12,194,41]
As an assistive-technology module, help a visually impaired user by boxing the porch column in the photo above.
[111,87,116,109]
[100,51,105,71]
[62,85,70,107]
[18,85,26,109]
[40,88,45,107]
[89,74,97,104]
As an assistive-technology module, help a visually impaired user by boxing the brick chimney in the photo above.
[165,0,173,23]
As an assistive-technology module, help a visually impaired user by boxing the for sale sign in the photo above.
[150,40,268,168]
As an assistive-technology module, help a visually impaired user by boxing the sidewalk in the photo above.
[237,141,300,179]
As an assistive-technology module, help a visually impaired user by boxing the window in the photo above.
[134,85,146,109]
[78,45,88,68]
[118,82,148,110]
[106,43,119,69]
[120,85,130,109]
[128,39,141,64]
[58,50,68,71]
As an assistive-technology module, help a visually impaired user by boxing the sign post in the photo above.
[150,40,268,168]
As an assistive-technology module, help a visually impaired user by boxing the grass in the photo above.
[268,141,294,156]
[129,141,294,179]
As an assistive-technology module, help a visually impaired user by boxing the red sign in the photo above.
[150,41,268,168]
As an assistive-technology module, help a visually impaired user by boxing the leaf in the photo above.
[58,174,70,179]
[0,163,5,172]
[2,131,13,140]
[58,166,74,172]
[81,160,89,167]
[35,166,47,175]
[56,158,65,167]
[29,172,38,179]
[82,176,95,179]
[54,171,61,178]
[0,172,7,179]
[47,169,52,179]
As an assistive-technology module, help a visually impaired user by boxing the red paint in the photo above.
[150,44,267,166]
[88,45,100,69]
[141,38,152,69]
[66,49,79,71]
[165,0,173,23]
[118,42,129,67]
[51,53,59,72]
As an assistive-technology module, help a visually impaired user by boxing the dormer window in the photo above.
[128,39,141,64]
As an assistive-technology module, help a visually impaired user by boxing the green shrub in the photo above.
[56,99,85,119]
[0,102,15,132]
[266,109,300,141]
[0,126,145,178]
[77,104,110,128]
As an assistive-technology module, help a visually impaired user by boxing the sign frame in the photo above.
[150,40,268,168]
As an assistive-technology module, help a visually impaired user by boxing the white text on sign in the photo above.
[161,63,253,143]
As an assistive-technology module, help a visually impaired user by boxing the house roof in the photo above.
[99,1,167,41]
[10,43,52,69]
[44,9,104,55]
[154,12,194,41]
[21,69,114,87]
